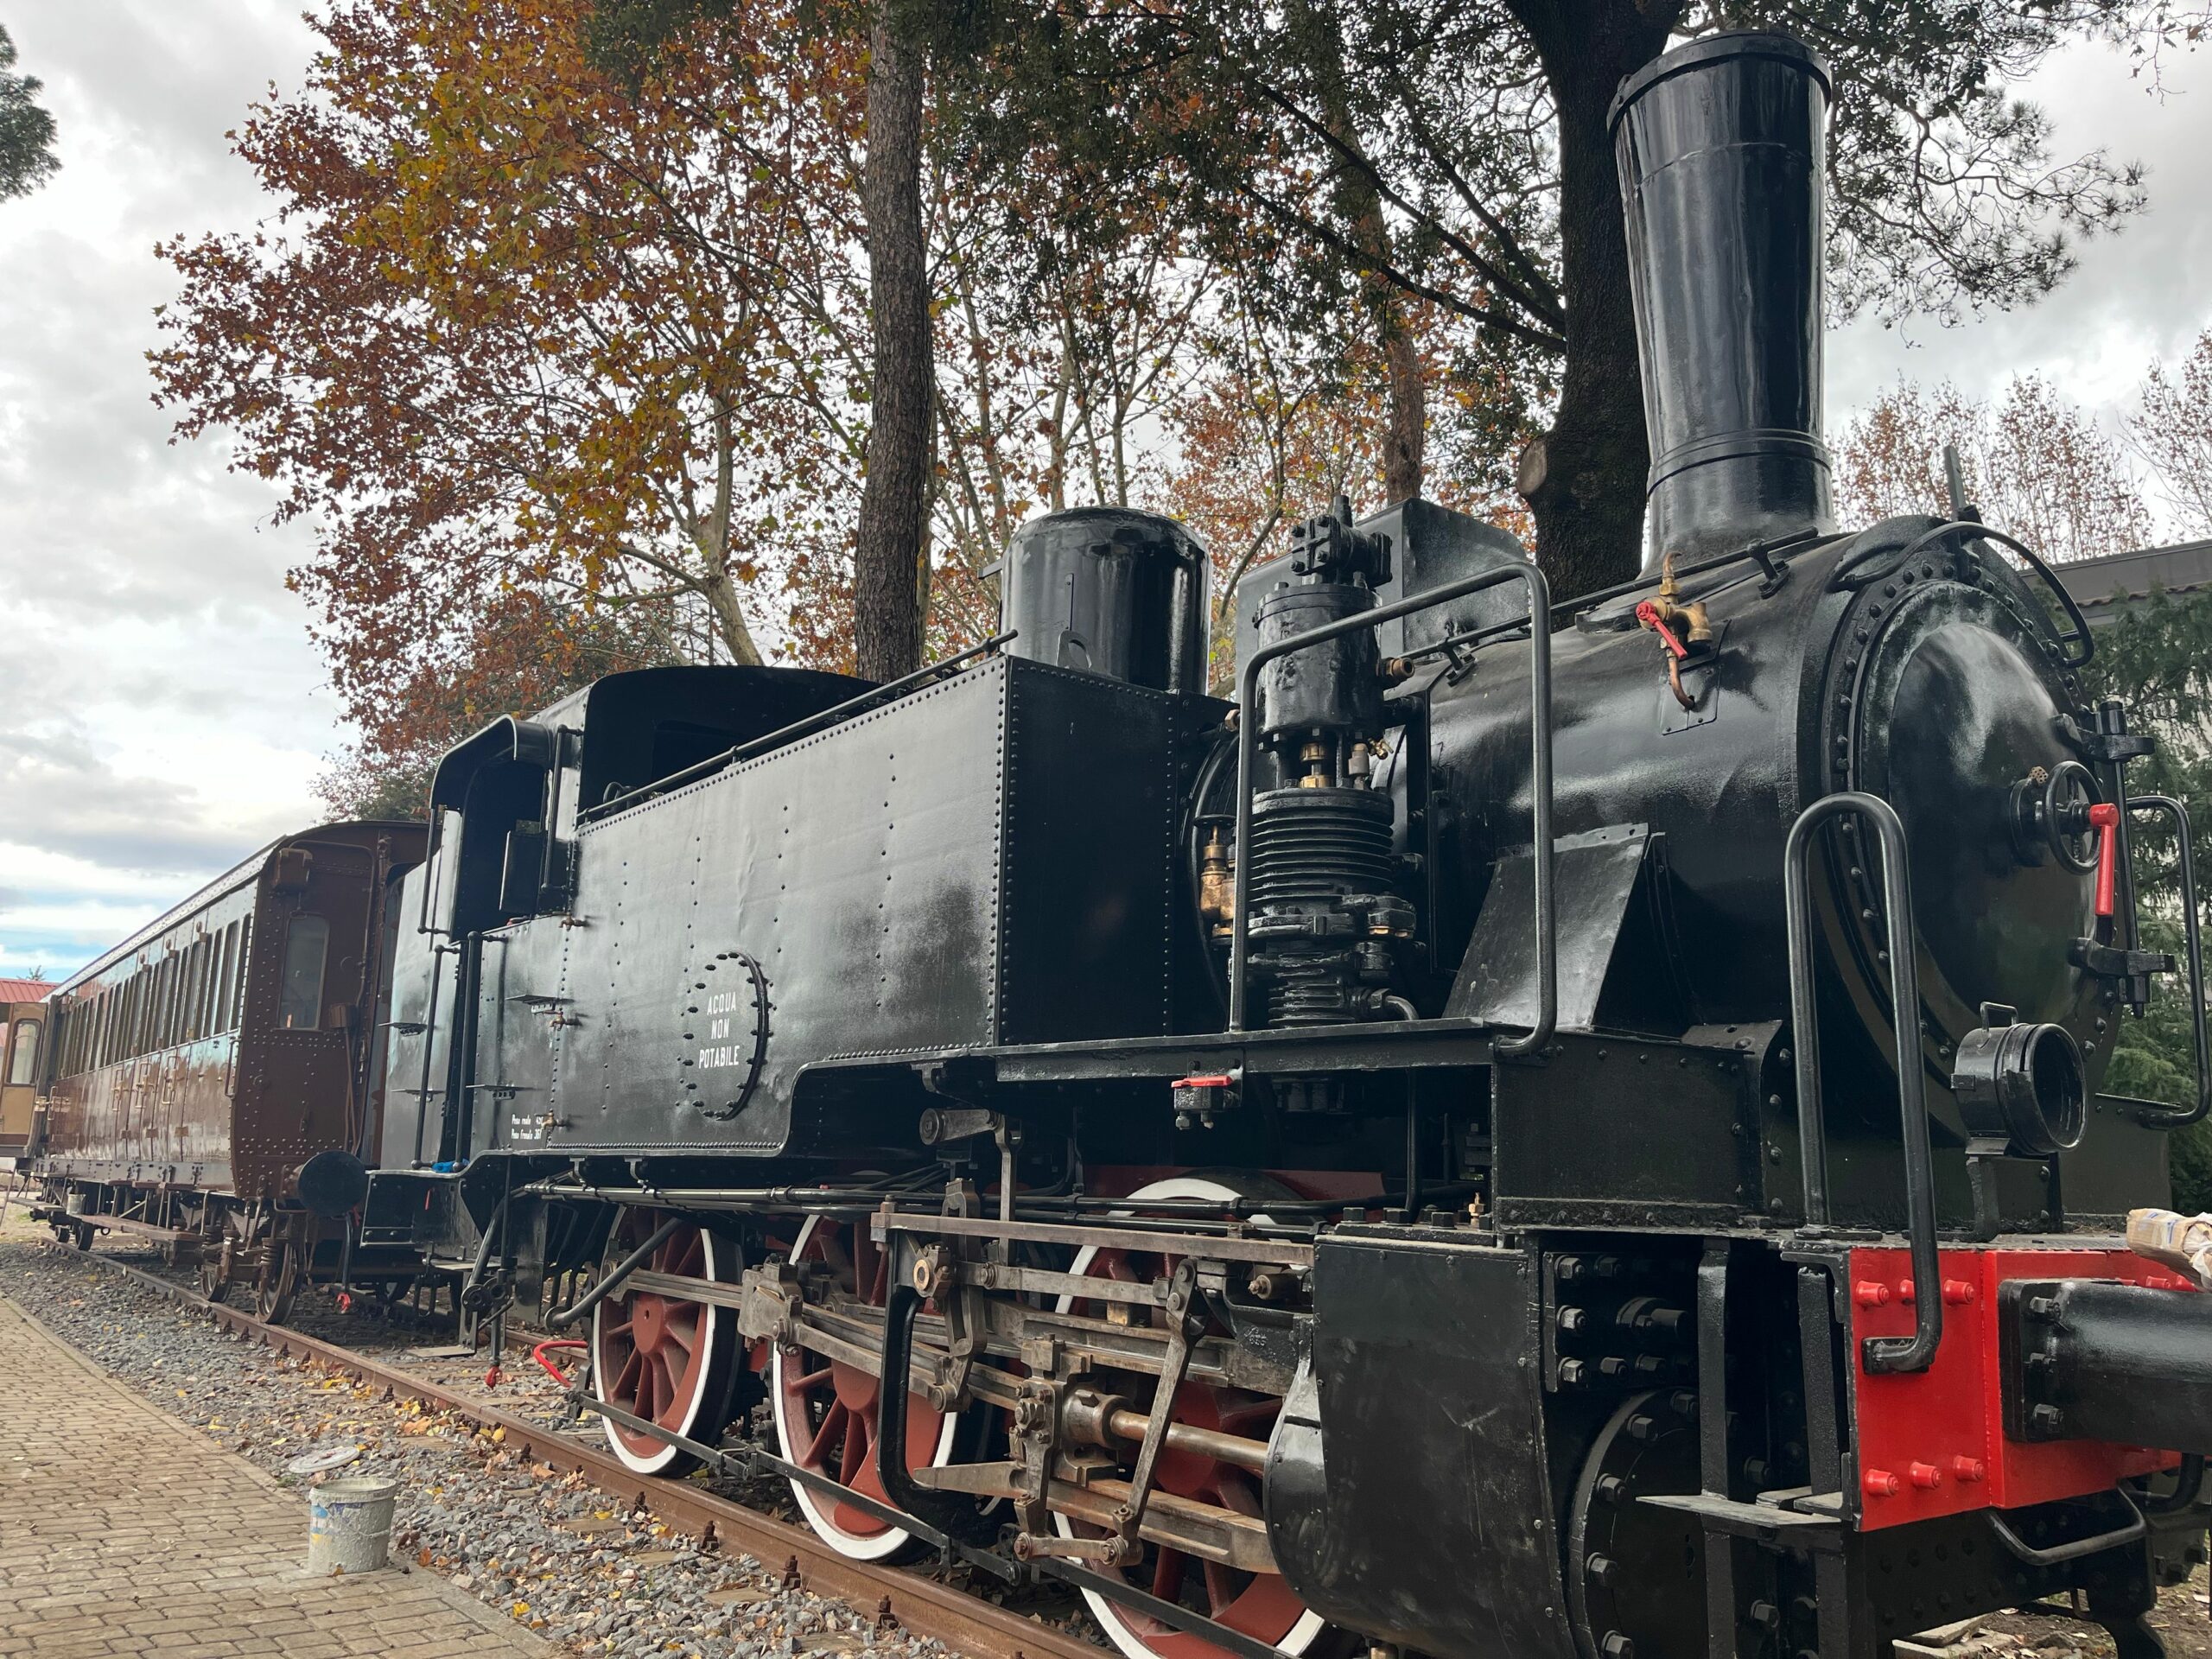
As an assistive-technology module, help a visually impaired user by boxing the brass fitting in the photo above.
[1198,828,1235,936]
[1649,550,1713,646]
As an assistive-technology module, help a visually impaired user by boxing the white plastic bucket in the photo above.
[306,1476,397,1575]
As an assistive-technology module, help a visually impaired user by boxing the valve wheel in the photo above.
[592,1210,747,1476]
[770,1213,963,1561]
[1052,1176,1332,1659]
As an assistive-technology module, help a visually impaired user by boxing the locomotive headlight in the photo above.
[1950,1016,2087,1156]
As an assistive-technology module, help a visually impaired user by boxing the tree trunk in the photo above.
[1380,319,1424,504]
[701,569,765,666]
[1510,0,1679,602]
[1294,0,1426,506]
[853,6,930,682]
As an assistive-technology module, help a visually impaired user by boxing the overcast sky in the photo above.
[3,7,2212,984]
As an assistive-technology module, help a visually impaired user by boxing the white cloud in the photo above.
[0,3,332,982]
[1828,37,2212,460]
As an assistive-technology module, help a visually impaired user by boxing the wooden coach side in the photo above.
[39,823,424,1205]
[0,988,48,1163]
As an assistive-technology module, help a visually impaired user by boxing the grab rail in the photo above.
[2127,794,2210,1129]
[1783,791,1942,1374]
[1829,518,2093,669]
[1229,563,1554,1052]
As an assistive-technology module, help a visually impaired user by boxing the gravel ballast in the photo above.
[0,1222,1006,1659]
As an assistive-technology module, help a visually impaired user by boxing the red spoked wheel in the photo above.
[1054,1176,1332,1659]
[592,1211,746,1476]
[770,1213,962,1560]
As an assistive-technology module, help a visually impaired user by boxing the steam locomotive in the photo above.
[360,34,2212,1659]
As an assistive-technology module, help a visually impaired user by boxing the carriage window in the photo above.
[7,1020,38,1087]
[216,924,238,1031]
[234,918,253,1027]
[279,916,328,1030]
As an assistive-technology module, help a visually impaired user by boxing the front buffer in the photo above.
[1265,1229,2210,1659]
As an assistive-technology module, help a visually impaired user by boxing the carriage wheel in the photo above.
[1053,1176,1334,1659]
[72,1220,95,1252]
[770,1213,963,1561]
[254,1237,298,1324]
[591,1211,746,1476]
[197,1242,232,1305]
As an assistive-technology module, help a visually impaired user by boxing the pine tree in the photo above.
[2083,589,2212,1210]
[0,23,58,202]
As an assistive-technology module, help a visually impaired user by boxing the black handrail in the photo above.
[2128,795,2210,1129]
[1229,563,1554,1052]
[1829,518,2094,669]
[1783,791,1942,1374]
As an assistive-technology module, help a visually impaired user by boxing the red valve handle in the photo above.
[2089,801,2120,918]
[1636,601,1689,660]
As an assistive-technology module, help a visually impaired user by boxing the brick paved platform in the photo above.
[0,1294,548,1659]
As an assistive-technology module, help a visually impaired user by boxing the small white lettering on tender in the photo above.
[693,986,751,1068]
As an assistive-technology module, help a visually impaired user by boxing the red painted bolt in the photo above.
[1864,1468,1901,1497]
[1949,1457,1986,1484]
[1853,1281,1892,1307]
[1909,1462,1943,1490]
[1895,1279,1917,1304]
[1942,1280,1977,1306]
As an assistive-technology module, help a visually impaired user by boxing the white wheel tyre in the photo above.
[593,1217,741,1477]
[770,1213,963,1560]
[1054,1175,1331,1659]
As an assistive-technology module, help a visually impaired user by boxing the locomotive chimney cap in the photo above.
[1607,30,1832,132]
[1611,28,1838,569]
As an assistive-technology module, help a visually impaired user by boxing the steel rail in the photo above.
[86,1256,1106,1659]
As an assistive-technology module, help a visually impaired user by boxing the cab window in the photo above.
[279,916,328,1031]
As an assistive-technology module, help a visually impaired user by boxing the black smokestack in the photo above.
[1610,33,1834,570]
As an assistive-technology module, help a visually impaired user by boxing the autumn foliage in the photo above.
[153,0,871,727]
[1834,374,2154,563]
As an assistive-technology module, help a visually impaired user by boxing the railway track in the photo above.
[93,1255,1106,1659]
